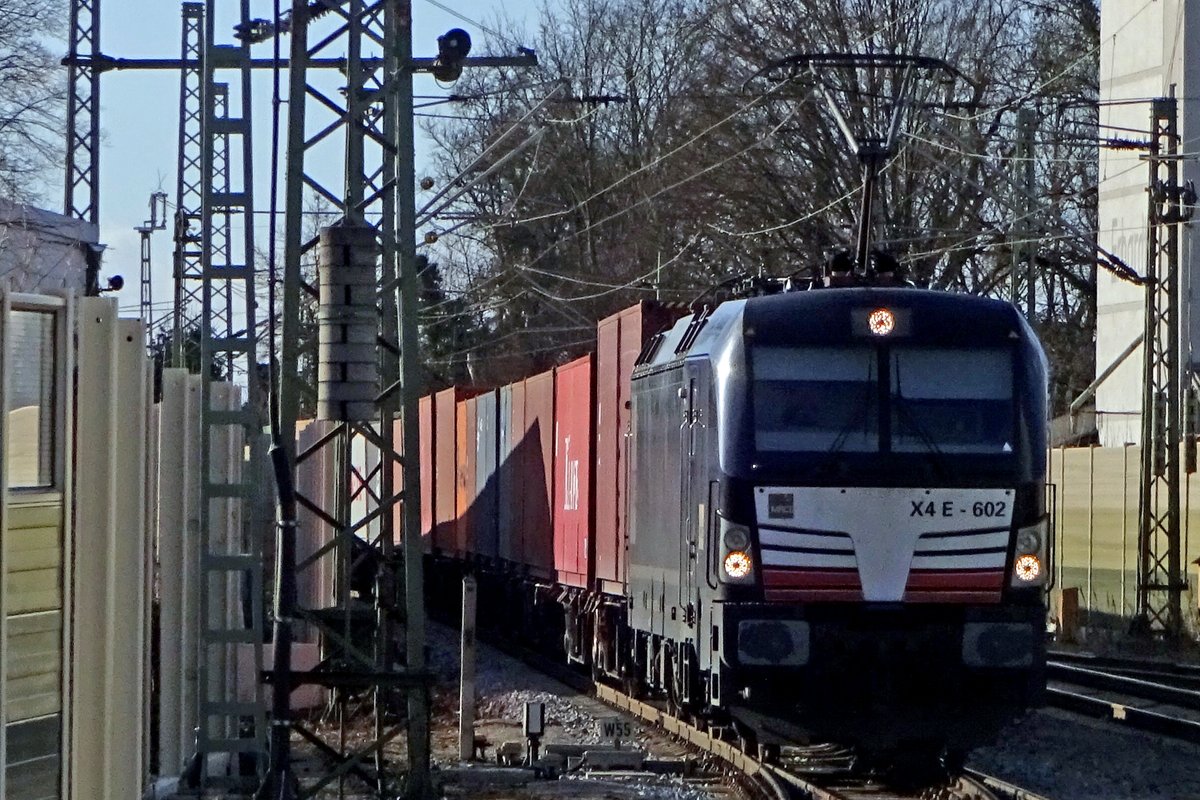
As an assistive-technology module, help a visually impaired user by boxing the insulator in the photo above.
[317,223,380,421]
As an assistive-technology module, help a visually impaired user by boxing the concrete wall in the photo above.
[1096,0,1200,445]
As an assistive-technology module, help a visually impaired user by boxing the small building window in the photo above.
[7,310,56,488]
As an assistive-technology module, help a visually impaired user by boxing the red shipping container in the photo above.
[594,302,677,594]
[391,394,434,554]
[456,396,478,556]
[522,369,556,576]
[433,387,459,554]
[553,355,594,589]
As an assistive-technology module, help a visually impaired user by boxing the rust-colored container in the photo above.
[594,302,677,594]
[521,369,556,576]
[433,387,459,554]
[553,355,594,589]
[456,396,477,556]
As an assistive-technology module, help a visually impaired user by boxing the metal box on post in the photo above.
[594,302,676,595]
[553,355,594,589]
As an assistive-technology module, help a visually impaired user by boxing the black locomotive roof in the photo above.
[637,287,1034,373]
[743,287,1027,348]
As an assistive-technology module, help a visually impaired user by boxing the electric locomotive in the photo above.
[622,285,1049,764]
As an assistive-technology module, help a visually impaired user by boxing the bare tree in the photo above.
[0,0,66,203]
[421,0,727,380]
[424,0,1104,411]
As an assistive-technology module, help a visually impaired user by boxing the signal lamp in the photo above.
[867,307,895,336]
[433,28,472,82]
[1013,554,1041,583]
[723,550,753,580]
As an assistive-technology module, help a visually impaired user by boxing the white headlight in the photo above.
[1016,527,1041,554]
[723,525,750,550]
[724,550,753,579]
[1014,554,1041,582]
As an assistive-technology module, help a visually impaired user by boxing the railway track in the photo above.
[1046,653,1200,744]
[1047,650,1200,688]
[472,621,1050,800]
[594,680,1044,800]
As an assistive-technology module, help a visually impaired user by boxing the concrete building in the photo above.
[1096,0,1200,446]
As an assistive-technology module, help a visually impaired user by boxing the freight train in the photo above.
[410,284,1050,771]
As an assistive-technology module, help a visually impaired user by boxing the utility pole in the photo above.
[1137,89,1194,637]
[1010,108,1036,318]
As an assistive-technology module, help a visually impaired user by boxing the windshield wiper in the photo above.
[805,378,876,479]
[891,361,950,479]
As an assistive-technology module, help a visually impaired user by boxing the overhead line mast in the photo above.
[1137,90,1195,638]
[269,3,535,798]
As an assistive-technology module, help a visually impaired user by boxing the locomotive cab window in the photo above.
[752,346,878,453]
[890,347,1014,455]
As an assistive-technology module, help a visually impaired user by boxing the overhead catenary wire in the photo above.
[417,4,1155,327]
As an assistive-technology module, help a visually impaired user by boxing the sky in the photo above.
[52,0,549,323]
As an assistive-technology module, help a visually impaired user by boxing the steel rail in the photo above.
[1048,661,1200,710]
[1047,685,1200,743]
[1047,649,1200,680]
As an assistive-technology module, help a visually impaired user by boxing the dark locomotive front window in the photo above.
[752,346,878,453]
[890,347,1014,454]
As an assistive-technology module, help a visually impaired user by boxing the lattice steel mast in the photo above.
[274,3,420,796]
[268,4,535,797]
[1137,91,1194,637]
[173,2,205,364]
[65,0,100,227]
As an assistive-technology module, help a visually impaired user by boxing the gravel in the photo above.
[431,620,1200,799]
[425,622,733,800]
[968,708,1200,800]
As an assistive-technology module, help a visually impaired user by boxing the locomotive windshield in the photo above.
[751,344,1015,455]
[891,347,1014,454]
[753,346,878,452]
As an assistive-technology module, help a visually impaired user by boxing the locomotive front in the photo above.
[668,288,1049,764]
